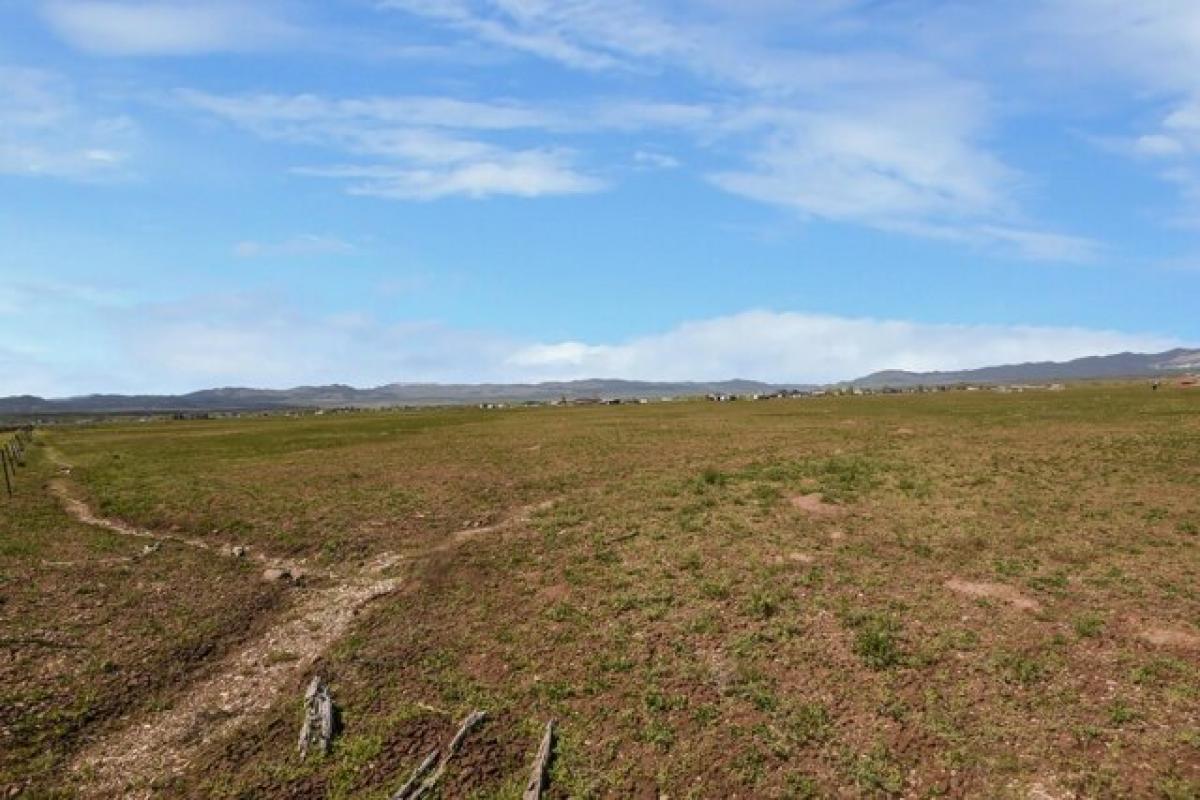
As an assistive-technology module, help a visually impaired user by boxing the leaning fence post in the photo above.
[1,449,11,497]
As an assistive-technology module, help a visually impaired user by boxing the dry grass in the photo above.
[5,383,1199,797]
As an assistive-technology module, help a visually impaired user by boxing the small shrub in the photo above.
[784,702,831,744]
[852,747,905,795]
[746,589,783,620]
[1108,700,1137,726]
[1000,652,1047,686]
[843,612,903,670]
[1074,613,1104,638]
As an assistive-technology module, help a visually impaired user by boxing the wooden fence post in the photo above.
[1,449,11,497]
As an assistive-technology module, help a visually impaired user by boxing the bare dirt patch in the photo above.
[945,578,1041,612]
[49,456,559,798]
[45,447,325,582]
[72,576,401,798]
[1139,627,1200,649]
[789,493,843,516]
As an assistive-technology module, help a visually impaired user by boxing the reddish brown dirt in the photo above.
[49,452,558,799]
[945,578,1042,612]
[789,493,843,516]
[1139,627,1200,649]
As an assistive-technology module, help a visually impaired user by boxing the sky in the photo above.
[2,0,1199,396]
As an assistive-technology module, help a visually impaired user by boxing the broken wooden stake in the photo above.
[406,709,486,799]
[390,749,439,800]
[446,709,485,755]
[1,450,11,497]
[297,676,335,758]
[522,719,556,800]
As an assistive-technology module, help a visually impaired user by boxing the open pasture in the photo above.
[3,384,1199,798]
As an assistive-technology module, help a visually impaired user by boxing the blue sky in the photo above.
[2,0,1199,395]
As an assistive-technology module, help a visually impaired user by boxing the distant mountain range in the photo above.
[0,379,790,414]
[2,348,1197,415]
[847,347,1200,389]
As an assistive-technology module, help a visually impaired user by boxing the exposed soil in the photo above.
[789,493,843,516]
[23,386,1200,798]
[72,576,401,798]
[47,464,328,582]
[49,451,555,798]
[48,466,403,797]
[944,578,1042,612]
[1139,627,1200,649]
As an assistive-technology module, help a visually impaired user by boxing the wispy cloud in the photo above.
[375,0,1099,261]
[0,66,137,179]
[177,88,605,199]
[1031,1,1200,226]
[294,151,604,200]
[232,235,356,258]
[633,150,679,169]
[39,1,300,56]
[376,0,637,71]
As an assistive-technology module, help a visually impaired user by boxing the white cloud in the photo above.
[0,66,137,179]
[633,150,680,169]
[40,1,299,56]
[502,311,1179,383]
[232,235,356,258]
[1033,1,1200,96]
[173,90,559,136]
[176,89,605,199]
[294,150,604,200]
[12,298,1175,395]
[112,294,516,391]
[0,284,1182,395]
[1031,1,1200,226]
[374,1,1098,261]
[377,0,634,71]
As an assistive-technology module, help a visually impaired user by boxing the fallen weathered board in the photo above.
[408,709,486,799]
[522,719,556,800]
[391,749,439,800]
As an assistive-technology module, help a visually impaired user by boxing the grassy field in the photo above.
[4,383,1199,798]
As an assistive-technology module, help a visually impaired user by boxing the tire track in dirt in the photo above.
[48,449,555,798]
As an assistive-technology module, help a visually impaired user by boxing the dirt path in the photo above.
[72,574,402,798]
[48,451,553,798]
[44,446,325,580]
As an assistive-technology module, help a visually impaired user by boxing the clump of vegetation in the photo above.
[998,650,1048,686]
[851,746,905,795]
[1108,700,1138,726]
[1073,613,1105,638]
[810,454,885,502]
[842,610,904,669]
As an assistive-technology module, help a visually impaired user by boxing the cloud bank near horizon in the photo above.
[2,292,1182,397]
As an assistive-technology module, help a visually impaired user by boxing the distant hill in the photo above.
[4,347,1197,415]
[0,379,796,415]
[849,347,1200,389]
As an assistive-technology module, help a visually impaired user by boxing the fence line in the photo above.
[1,426,34,498]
